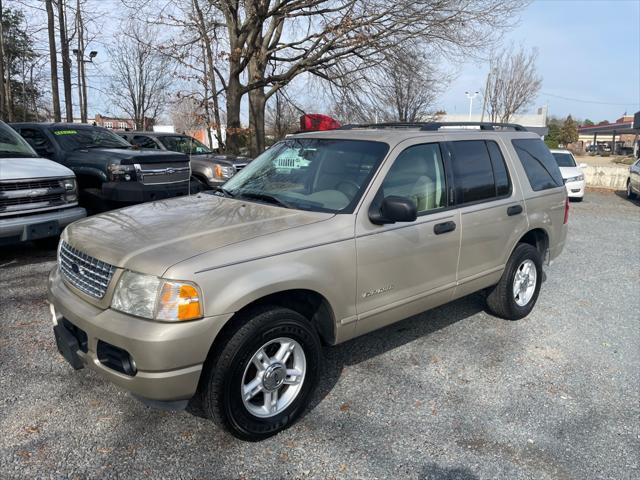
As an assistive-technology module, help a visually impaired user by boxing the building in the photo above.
[577,114,639,155]
[438,106,548,136]
[93,114,155,131]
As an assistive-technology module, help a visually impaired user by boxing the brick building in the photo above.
[93,114,154,131]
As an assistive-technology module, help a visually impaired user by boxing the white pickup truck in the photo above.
[0,121,85,245]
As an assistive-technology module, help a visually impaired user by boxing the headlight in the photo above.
[111,271,203,322]
[107,163,136,182]
[213,163,236,180]
[61,178,78,202]
[565,174,584,183]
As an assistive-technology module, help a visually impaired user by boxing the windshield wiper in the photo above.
[73,145,130,151]
[235,191,291,208]
[210,186,234,197]
[0,152,37,158]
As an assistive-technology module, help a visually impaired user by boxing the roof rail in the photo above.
[338,122,527,132]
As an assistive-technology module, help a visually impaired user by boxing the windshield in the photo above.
[222,138,389,213]
[159,135,213,154]
[49,127,132,151]
[0,122,37,158]
[552,152,577,167]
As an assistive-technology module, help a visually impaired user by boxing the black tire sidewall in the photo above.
[504,244,543,318]
[219,311,321,440]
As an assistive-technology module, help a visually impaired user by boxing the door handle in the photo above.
[434,221,456,235]
[507,205,523,216]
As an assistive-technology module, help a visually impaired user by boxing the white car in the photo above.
[0,121,85,244]
[551,149,586,201]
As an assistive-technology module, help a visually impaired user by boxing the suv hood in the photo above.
[64,194,332,276]
[66,148,189,165]
[0,157,74,180]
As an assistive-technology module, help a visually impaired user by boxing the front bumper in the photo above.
[565,179,585,198]
[0,206,86,243]
[47,267,232,402]
[102,181,189,203]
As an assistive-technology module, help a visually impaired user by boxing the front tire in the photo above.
[486,243,543,320]
[202,307,322,441]
[627,180,637,199]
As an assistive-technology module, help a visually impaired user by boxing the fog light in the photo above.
[124,174,131,181]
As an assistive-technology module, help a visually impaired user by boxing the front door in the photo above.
[355,140,460,336]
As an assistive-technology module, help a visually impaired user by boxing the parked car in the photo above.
[627,158,640,199]
[0,121,85,245]
[119,132,251,190]
[48,122,568,440]
[10,123,191,207]
[551,149,586,201]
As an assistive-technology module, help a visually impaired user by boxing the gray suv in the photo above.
[47,122,568,440]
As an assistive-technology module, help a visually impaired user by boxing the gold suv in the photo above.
[48,122,568,440]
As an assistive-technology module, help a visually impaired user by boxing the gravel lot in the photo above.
[1,191,638,480]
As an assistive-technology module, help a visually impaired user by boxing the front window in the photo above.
[49,127,132,151]
[159,135,213,155]
[222,138,389,213]
[0,122,37,158]
[552,152,577,167]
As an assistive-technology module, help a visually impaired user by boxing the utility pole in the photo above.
[465,91,480,121]
[73,48,96,123]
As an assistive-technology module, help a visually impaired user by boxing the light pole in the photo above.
[72,49,97,123]
[465,91,480,121]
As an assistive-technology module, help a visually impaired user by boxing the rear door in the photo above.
[450,139,528,298]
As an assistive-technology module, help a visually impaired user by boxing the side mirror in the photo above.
[579,163,587,168]
[369,195,417,225]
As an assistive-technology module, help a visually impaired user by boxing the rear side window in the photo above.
[512,139,564,191]
[450,140,510,204]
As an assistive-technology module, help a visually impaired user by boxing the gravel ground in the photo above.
[1,191,639,480]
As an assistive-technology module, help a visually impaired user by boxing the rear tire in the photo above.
[201,307,322,441]
[627,180,637,199]
[486,243,543,320]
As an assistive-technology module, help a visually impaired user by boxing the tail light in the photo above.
[299,114,341,132]
[563,197,570,224]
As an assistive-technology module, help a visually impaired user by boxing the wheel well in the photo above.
[518,228,549,257]
[208,289,336,356]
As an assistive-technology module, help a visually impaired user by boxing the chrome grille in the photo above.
[0,178,70,216]
[234,163,248,172]
[59,241,115,299]
[134,163,190,185]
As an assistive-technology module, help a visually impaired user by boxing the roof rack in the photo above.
[338,122,527,132]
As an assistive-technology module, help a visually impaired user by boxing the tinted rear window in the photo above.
[451,140,511,204]
[552,152,576,167]
[512,139,564,191]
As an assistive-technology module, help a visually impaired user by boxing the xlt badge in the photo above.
[362,285,394,298]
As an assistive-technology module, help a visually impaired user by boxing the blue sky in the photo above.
[439,0,640,122]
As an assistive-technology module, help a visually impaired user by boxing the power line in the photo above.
[540,92,638,106]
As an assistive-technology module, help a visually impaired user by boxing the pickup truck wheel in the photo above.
[202,307,321,441]
[486,243,542,320]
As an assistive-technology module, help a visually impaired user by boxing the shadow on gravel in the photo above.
[420,462,479,480]
[306,292,486,416]
[0,237,58,267]
[614,190,640,206]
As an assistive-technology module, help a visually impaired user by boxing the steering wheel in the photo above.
[335,180,360,199]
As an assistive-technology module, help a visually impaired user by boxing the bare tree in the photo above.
[484,47,542,123]
[331,48,446,124]
[265,90,300,141]
[109,23,172,130]
[0,0,5,118]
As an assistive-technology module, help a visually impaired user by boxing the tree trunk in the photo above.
[45,0,61,121]
[0,0,5,119]
[192,0,224,150]
[248,87,266,157]
[225,75,243,154]
[57,0,73,122]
